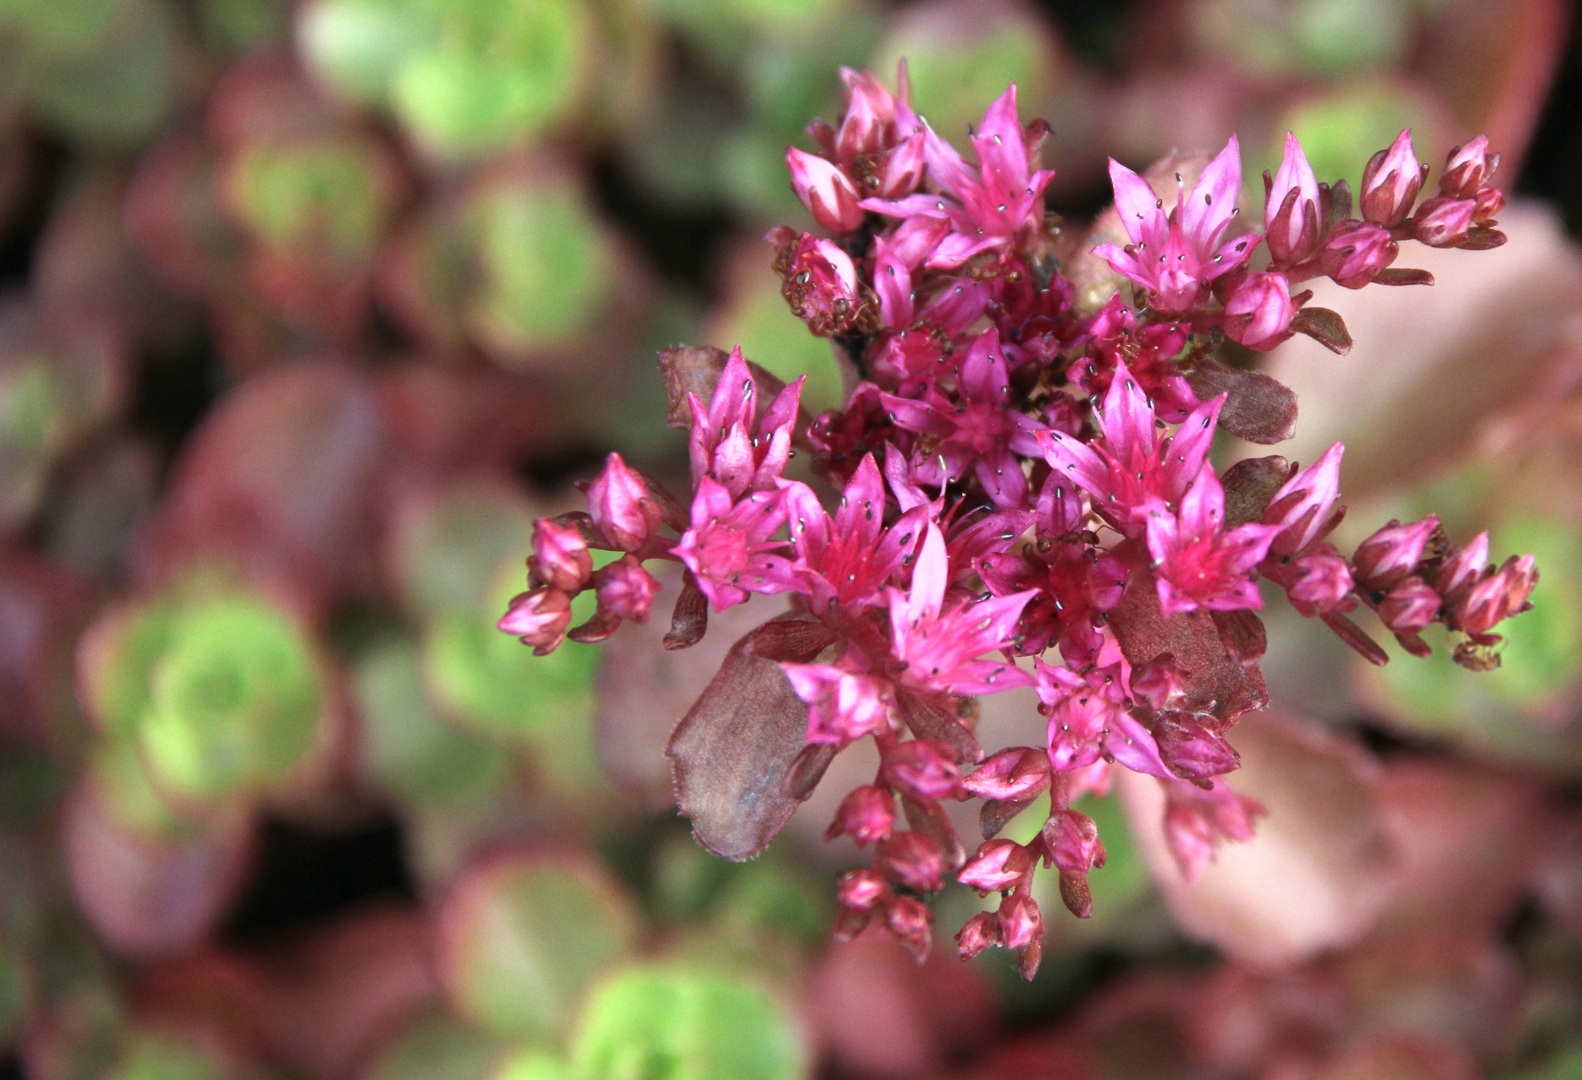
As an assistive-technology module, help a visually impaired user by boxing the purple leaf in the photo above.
[1184,356,1298,444]
[1219,455,1290,529]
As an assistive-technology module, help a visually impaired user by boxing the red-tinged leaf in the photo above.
[782,743,838,800]
[1290,306,1353,354]
[658,345,791,431]
[567,610,620,644]
[667,615,821,860]
[741,618,838,663]
[898,691,984,764]
[1460,226,1507,250]
[663,574,708,651]
[1058,871,1092,920]
[1109,557,1268,725]
[1211,609,1267,664]
[1184,357,1298,444]
[980,798,1035,840]
[1220,455,1290,528]
[1373,267,1435,287]
[1321,611,1390,666]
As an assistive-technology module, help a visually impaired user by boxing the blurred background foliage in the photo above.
[0,0,1581,1077]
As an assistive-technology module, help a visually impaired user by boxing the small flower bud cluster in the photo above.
[503,71,1535,978]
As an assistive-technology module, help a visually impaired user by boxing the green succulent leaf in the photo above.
[227,137,390,260]
[572,964,805,1080]
[442,853,637,1044]
[367,1007,504,1080]
[107,1034,228,1080]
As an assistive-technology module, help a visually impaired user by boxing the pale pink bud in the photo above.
[587,452,661,552]
[786,147,865,234]
[1413,196,1477,247]
[883,738,962,801]
[1360,130,1426,226]
[1263,443,1344,557]
[885,896,933,962]
[1473,186,1504,223]
[836,868,889,911]
[1154,714,1240,781]
[1378,577,1441,636]
[997,893,1043,951]
[595,555,660,622]
[1440,136,1500,199]
[957,840,1033,893]
[1320,220,1397,288]
[879,130,926,198]
[826,785,896,846]
[1353,516,1438,592]
[1163,801,1217,884]
[876,831,946,893]
[1264,132,1322,264]
[962,747,1050,802]
[497,588,572,655]
[1452,555,1537,636]
[1284,550,1355,616]
[956,911,1001,958]
[530,518,592,591]
[1223,271,1297,351]
[1041,809,1104,877]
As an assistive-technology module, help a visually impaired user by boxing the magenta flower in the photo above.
[786,146,865,234]
[1162,777,1265,884]
[810,65,926,199]
[1222,270,1297,351]
[862,84,1055,268]
[881,328,1046,507]
[587,452,662,552]
[962,746,1051,802]
[1353,515,1439,592]
[782,454,924,614]
[777,231,865,337]
[1093,136,1258,313]
[530,517,593,591]
[888,524,1035,695]
[1145,467,1279,615]
[497,588,572,655]
[1079,294,1200,423]
[1264,131,1322,266]
[783,661,894,745]
[1360,129,1426,226]
[673,480,796,611]
[1035,660,1172,778]
[687,346,803,499]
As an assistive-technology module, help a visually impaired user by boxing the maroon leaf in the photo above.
[1290,306,1353,354]
[1185,356,1298,444]
[979,797,1036,840]
[1373,267,1435,287]
[663,574,708,651]
[1109,556,1268,726]
[898,690,984,764]
[741,618,838,663]
[782,743,838,801]
[666,615,821,860]
[1220,455,1290,529]
[1210,608,1267,664]
[658,344,791,431]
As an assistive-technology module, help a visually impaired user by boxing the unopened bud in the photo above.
[957,839,1033,893]
[587,453,662,552]
[1359,130,1425,226]
[1264,132,1322,264]
[1353,516,1438,591]
[1223,271,1297,351]
[876,831,946,893]
[962,746,1050,802]
[883,738,962,801]
[530,518,593,591]
[997,893,1043,951]
[1041,809,1105,876]
[836,868,889,911]
[497,588,572,655]
[1319,220,1397,288]
[955,911,1001,958]
[786,147,865,234]
[826,785,896,846]
[1377,577,1441,637]
[1440,136,1500,200]
[595,555,660,622]
[1412,196,1477,248]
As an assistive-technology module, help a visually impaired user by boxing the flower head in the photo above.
[687,346,804,498]
[1146,467,1279,615]
[673,480,796,611]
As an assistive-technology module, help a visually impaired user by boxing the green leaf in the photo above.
[354,636,512,812]
[572,964,805,1080]
[491,1049,579,1080]
[137,592,326,802]
[299,0,431,107]
[441,853,637,1043]
[226,137,390,260]
[80,597,180,741]
[367,1007,504,1080]
[108,1034,228,1080]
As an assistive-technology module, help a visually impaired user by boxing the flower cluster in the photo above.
[502,71,1537,978]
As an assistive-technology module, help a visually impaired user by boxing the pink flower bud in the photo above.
[879,130,926,198]
[1223,271,1297,351]
[587,452,661,552]
[883,738,962,801]
[530,518,593,591]
[1263,442,1344,557]
[1440,136,1500,200]
[786,147,865,234]
[962,746,1050,802]
[1163,800,1217,884]
[876,831,946,893]
[885,896,933,962]
[1412,196,1477,248]
[595,555,660,622]
[1360,129,1425,226]
[956,911,1001,958]
[997,893,1043,951]
[1452,554,1537,636]
[780,232,864,337]
[825,785,896,846]
[1378,577,1441,637]
[1433,530,1490,601]
[1474,186,1504,224]
[957,839,1034,893]
[1319,220,1398,288]
[1283,549,1355,616]
[1041,809,1104,877]
[1154,714,1239,781]
[783,663,892,745]
[497,588,572,655]
[1130,656,1186,711]
[1353,516,1438,592]
[1264,132,1322,265]
[836,868,889,911]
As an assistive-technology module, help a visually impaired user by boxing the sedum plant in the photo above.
[503,68,1539,978]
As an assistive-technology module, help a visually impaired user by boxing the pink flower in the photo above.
[813,65,926,199]
[1036,660,1172,778]
[888,524,1035,696]
[825,785,897,846]
[1161,777,1265,884]
[958,839,1034,893]
[1262,442,1345,557]
[1272,546,1355,617]
[530,517,593,591]
[687,346,803,498]
[1264,132,1322,265]
[1353,516,1439,591]
[498,588,572,655]
[1320,220,1398,288]
[1413,196,1478,248]
[776,232,865,337]
[1146,467,1279,615]
[1222,270,1297,351]
[587,452,662,552]
[786,147,864,234]
[1440,136,1500,200]
[1360,129,1426,226]
[781,454,924,614]
[673,479,796,611]
[1039,359,1223,536]
[595,555,660,622]
[1093,136,1258,313]
[783,662,893,745]
[880,328,1047,508]
[861,84,1055,268]
[1078,294,1200,423]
